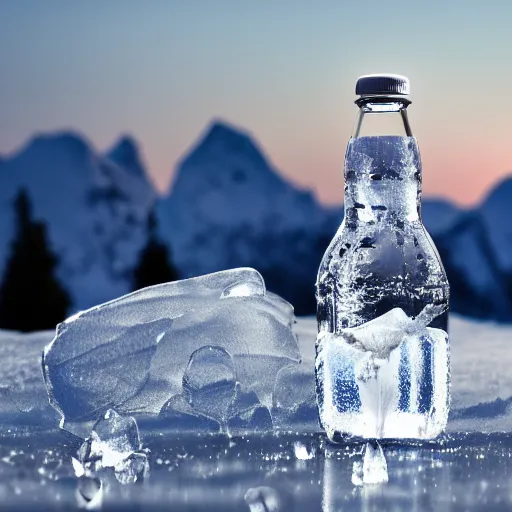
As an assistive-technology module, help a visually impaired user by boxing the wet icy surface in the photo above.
[2,314,512,509]
[1,431,512,511]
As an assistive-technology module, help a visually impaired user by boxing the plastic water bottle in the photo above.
[316,74,450,441]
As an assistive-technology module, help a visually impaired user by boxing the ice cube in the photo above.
[42,269,300,435]
[114,452,149,484]
[87,409,141,469]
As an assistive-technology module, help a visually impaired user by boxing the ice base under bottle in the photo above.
[316,308,449,441]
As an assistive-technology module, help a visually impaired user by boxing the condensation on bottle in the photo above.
[315,74,450,442]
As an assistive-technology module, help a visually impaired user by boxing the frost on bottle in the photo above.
[315,75,450,441]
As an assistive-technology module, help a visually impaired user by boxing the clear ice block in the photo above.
[42,269,301,436]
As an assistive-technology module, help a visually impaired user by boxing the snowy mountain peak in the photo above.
[106,135,147,178]
[157,119,329,300]
[23,131,94,163]
[481,175,512,208]
[202,120,252,146]
[166,119,321,220]
[181,120,269,171]
[479,174,512,273]
[0,131,156,312]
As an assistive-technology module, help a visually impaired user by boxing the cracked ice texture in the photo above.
[42,268,301,436]
[316,307,449,439]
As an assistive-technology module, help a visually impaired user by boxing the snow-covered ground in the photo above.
[1,314,512,434]
[0,314,511,511]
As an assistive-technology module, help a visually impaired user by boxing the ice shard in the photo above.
[351,442,388,486]
[76,409,149,484]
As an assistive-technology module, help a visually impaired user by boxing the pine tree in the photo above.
[132,211,179,290]
[0,190,71,331]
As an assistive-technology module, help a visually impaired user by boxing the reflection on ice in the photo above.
[244,486,281,512]
[0,432,511,510]
[76,475,103,510]
[323,438,457,512]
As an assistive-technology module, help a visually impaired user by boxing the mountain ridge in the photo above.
[0,130,156,310]
[1,122,512,320]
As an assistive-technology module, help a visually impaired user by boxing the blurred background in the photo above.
[1,0,512,331]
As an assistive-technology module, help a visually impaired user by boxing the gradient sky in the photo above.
[1,0,512,206]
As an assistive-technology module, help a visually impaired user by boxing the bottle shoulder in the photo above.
[316,220,449,330]
[318,220,448,288]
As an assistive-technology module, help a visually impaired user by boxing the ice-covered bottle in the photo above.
[315,74,450,441]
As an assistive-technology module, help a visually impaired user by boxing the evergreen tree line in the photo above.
[0,189,179,332]
[3,188,502,333]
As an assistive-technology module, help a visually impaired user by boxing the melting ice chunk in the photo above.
[42,269,300,435]
[76,409,149,484]
[114,452,150,484]
[227,386,272,435]
[159,394,222,433]
[351,442,388,486]
[87,409,141,468]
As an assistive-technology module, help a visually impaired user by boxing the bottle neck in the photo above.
[344,97,421,227]
[353,96,412,138]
